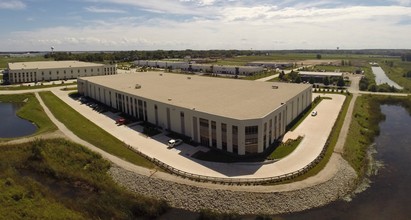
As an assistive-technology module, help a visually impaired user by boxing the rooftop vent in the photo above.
[272,85,279,89]
[135,84,142,89]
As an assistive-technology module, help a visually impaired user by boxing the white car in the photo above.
[311,111,317,116]
[168,139,183,148]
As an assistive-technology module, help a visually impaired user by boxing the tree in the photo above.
[323,77,330,86]
[279,71,285,80]
[337,77,345,87]
[316,54,322,59]
[295,75,302,83]
[368,83,377,92]
[309,77,315,84]
[359,77,369,91]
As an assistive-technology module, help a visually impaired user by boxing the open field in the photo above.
[0,55,52,69]
[39,91,156,169]
[0,93,57,139]
[0,139,168,219]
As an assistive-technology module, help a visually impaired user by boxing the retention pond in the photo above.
[371,66,403,89]
[278,105,411,220]
[0,102,37,138]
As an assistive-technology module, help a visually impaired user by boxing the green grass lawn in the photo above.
[0,82,77,90]
[268,136,303,160]
[39,91,156,169]
[241,71,276,80]
[0,93,57,139]
[0,139,168,219]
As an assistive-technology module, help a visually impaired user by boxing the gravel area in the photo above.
[109,158,357,215]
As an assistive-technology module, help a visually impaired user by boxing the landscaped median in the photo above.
[39,91,155,169]
[0,82,77,91]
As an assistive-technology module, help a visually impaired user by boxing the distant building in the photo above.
[3,61,117,84]
[133,60,264,76]
[246,61,294,69]
[78,72,312,155]
[298,71,343,83]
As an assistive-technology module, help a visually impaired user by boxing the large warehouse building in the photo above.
[3,61,117,84]
[78,72,312,155]
[134,60,264,76]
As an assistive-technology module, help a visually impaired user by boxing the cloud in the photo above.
[0,0,26,10]
[1,3,411,51]
[392,0,411,6]
[85,6,126,13]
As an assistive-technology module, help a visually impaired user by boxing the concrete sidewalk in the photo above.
[52,88,345,179]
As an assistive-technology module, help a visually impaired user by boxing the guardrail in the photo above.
[125,140,330,185]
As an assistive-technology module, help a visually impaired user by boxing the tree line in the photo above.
[45,50,259,63]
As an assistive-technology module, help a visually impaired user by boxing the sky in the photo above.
[1,0,411,51]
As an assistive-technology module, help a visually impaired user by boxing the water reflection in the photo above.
[280,105,411,220]
[371,66,403,89]
[0,102,38,138]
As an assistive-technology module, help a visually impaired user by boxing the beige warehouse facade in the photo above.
[78,72,312,155]
[4,61,117,84]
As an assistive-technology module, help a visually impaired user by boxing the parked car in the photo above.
[311,111,317,116]
[116,117,126,125]
[168,139,183,148]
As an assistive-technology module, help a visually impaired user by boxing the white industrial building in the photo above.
[3,61,117,84]
[78,72,312,155]
[134,60,264,76]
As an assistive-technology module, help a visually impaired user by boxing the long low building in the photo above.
[134,60,264,76]
[78,72,312,155]
[3,61,117,84]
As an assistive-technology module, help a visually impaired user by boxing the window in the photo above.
[200,118,210,147]
[211,121,217,147]
[245,126,258,154]
[180,111,185,135]
[221,123,227,150]
[232,125,238,154]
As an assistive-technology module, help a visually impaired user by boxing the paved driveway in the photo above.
[52,88,345,179]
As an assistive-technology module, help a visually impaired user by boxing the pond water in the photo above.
[160,105,411,219]
[278,105,411,220]
[0,102,37,138]
[371,66,403,89]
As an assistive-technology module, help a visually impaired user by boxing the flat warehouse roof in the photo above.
[8,61,105,70]
[81,72,311,120]
[299,71,343,77]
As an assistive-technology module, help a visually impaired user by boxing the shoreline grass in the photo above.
[39,91,156,169]
[0,139,169,219]
[343,95,411,176]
